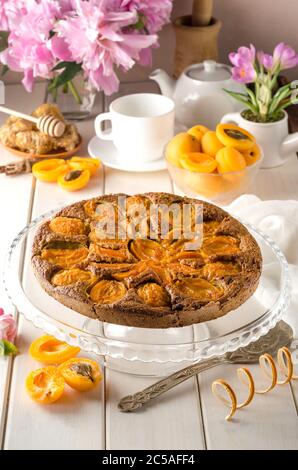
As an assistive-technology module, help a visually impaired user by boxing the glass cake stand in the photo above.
[3,209,291,376]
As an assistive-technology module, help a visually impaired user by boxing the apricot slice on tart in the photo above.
[179,152,217,173]
[129,238,163,262]
[41,241,89,268]
[216,124,255,151]
[49,216,86,236]
[58,358,102,392]
[51,268,97,286]
[90,280,127,304]
[202,236,240,257]
[29,335,80,365]
[137,282,170,307]
[175,278,223,301]
[26,366,65,404]
[202,262,241,280]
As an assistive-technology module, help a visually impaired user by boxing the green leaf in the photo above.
[224,89,258,114]
[0,31,9,52]
[245,86,259,110]
[0,340,18,356]
[49,62,82,91]
[269,86,292,114]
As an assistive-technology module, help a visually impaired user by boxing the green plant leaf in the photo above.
[49,62,82,91]
[0,31,9,52]
[245,86,259,110]
[224,89,258,114]
[0,340,18,356]
[269,86,292,114]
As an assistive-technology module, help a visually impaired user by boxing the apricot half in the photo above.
[29,335,80,365]
[58,358,102,392]
[201,131,224,157]
[26,366,65,404]
[166,132,201,167]
[216,124,255,151]
[179,152,217,173]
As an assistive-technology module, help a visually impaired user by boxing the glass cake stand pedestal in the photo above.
[3,211,291,376]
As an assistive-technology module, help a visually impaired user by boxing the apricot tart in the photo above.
[32,193,262,328]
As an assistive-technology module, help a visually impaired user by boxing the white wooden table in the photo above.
[0,83,298,450]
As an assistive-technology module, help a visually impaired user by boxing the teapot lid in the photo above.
[186,60,231,82]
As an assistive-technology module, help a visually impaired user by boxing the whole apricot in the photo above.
[187,125,210,142]
[216,147,247,173]
[241,144,261,166]
[166,132,201,167]
[201,131,224,158]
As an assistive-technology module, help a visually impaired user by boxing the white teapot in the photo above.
[150,60,244,129]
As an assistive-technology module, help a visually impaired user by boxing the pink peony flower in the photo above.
[55,0,159,94]
[273,42,298,70]
[0,0,172,95]
[0,308,17,343]
[0,0,64,91]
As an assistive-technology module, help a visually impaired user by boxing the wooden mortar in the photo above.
[173,15,221,78]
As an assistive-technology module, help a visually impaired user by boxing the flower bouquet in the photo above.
[0,0,172,104]
[226,43,298,122]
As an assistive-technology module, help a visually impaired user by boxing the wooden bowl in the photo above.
[2,135,82,159]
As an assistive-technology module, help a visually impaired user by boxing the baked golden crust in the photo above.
[32,193,262,328]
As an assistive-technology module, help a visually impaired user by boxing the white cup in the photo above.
[95,93,175,164]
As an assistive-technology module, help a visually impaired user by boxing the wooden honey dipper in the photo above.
[0,105,66,137]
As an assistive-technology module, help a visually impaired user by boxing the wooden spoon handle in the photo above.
[192,0,214,26]
[0,105,38,124]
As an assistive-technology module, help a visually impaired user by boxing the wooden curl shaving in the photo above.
[212,346,297,421]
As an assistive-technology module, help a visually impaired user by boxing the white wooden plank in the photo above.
[199,364,298,450]
[4,92,107,450]
[106,371,204,450]
[0,83,46,447]
[103,111,205,448]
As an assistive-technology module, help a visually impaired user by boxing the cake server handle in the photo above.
[118,356,225,412]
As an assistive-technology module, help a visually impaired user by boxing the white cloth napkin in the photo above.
[227,195,298,339]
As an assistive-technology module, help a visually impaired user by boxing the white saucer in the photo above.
[88,135,167,172]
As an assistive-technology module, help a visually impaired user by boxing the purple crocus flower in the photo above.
[257,51,274,71]
[231,59,257,84]
[229,44,256,67]
[273,42,298,70]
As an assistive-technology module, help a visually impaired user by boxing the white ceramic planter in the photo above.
[221,110,298,168]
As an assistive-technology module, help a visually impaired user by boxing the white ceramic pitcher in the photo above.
[221,110,298,168]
